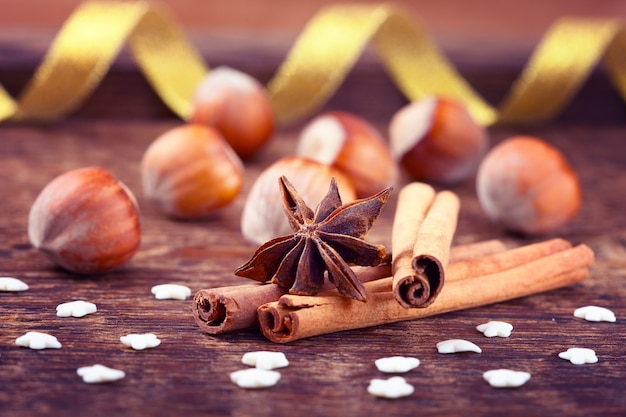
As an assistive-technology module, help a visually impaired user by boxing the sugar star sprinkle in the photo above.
[367,376,414,399]
[0,277,29,291]
[558,347,598,365]
[77,364,126,383]
[15,331,62,350]
[151,284,191,300]
[120,333,161,350]
[436,339,482,354]
[573,305,616,323]
[374,356,420,373]
[56,300,97,318]
[483,369,531,388]
[476,321,514,337]
[242,351,289,370]
[230,368,281,388]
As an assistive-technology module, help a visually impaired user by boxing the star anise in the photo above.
[234,175,392,302]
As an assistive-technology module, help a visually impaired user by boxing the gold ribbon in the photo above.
[1,0,625,126]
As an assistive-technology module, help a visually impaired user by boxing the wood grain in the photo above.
[1,117,625,416]
[1,32,626,417]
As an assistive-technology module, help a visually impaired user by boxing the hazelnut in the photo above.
[389,96,488,184]
[295,111,397,197]
[141,124,244,219]
[190,66,275,159]
[476,135,582,235]
[240,156,357,245]
[28,167,141,274]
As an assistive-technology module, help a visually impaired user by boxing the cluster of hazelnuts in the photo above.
[27,66,581,275]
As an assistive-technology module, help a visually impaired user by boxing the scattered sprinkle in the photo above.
[151,284,191,300]
[230,368,281,388]
[0,277,29,292]
[242,351,289,370]
[56,300,97,318]
[574,306,616,323]
[374,356,420,373]
[558,347,598,365]
[476,321,513,338]
[436,339,482,354]
[367,376,414,399]
[120,333,161,350]
[483,369,531,388]
[15,331,62,350]
[77,364,125,383]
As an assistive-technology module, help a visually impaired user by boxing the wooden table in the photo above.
[1,36,626,417]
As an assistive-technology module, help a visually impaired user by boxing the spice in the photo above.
[391,182,460,308]
[192,240,506,335]
[234,176,391,301]
[193,283,287,334]
[257,241,593,343]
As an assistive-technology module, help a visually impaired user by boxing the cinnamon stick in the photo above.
[391,182,460,308]
[447,237,572,281]
[193,283,286,334]
[193,240,506,335]
[257,242,594,343]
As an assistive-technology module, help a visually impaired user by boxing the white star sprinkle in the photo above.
[15,331,62,350]
[0,277,29,292]
[574,306,616,323]
[151,284,191,300]
[558,347,598,365]
[483,369,531,388]
[230,368,281,388]
[476,321,514,338]
[242,351,289,370]
[367,376,414,399]
[77,364,125,383]
[120,333,161,350]
[374,356,420,373]
[436,339,482,354]
[56,300,97,318]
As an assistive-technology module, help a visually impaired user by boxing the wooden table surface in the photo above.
[1,116,625,416]
[1,27,626,416]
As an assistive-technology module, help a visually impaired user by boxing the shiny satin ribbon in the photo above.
[1,0,625,126]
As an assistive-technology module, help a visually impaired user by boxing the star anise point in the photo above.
[235,176,392,301]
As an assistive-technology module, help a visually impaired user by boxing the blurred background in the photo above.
[1,0,625,123]
[1,0,625,45]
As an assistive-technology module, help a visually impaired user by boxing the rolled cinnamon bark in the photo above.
[392,183,460,308]
[193,284,286,334]
[192,239,506,335]
[447,237,572,280]
[258,242,594,343]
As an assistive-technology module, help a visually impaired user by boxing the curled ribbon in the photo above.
[1,0,625,126]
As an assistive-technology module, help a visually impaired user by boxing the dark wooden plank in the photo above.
[0,117,625,416]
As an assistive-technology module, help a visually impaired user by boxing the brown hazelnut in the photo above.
[389,96,488,184]
[141,124,244,219]
[28,167,141,274]
[476,135,582,235]
[296,111,397,197]
[190,66,275,159]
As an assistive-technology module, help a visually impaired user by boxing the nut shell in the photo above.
[190,66,275,159]
[240,156,357,245]
[28,167,141,274]
[390,96,488,184]
[296,111,396,197]
[476,136,582,235]
[141,124,244,219]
